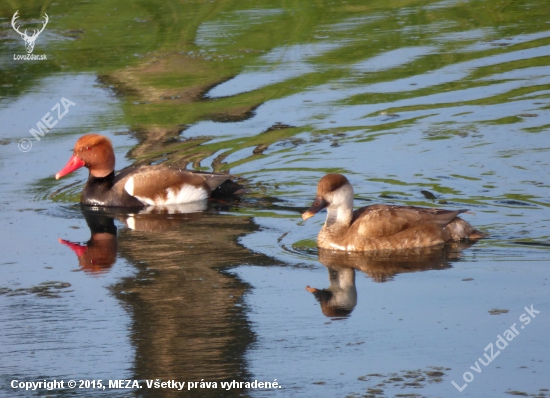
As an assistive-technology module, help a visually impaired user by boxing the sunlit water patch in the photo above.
[206,42,343,98]
[352,46,437,73]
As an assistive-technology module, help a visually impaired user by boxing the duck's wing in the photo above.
[353,205,466,238]
[186,170,233,191]
[115,166,217,205]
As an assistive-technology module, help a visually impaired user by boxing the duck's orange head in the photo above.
[55,134,115,179]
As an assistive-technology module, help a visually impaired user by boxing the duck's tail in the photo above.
[446,217,487,241]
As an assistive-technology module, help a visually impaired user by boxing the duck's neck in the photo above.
[328,267,356,289]
[325,205,353,228]
[325,187,354,228]
[81,171,116,204]
[87,170,115,187]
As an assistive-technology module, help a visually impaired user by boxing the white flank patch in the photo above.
[139,201,208,214]
[125,179,209,206]
[132,195,156,206]
[157,185,209,205]
[126,215,136,230]
[124,177,135,196]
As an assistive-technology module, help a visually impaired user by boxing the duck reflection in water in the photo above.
[306,243,475,318]
[59,207,119,274]
[59,203,214,274]
[306,265,357,318]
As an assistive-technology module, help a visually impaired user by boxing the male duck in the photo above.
[55,134,239,207]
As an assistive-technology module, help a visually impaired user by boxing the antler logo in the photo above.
[11,10,49,54]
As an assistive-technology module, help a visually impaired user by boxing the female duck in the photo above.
[302,174,485,251]
[56,134,238,207]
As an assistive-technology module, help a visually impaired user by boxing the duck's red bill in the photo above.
[58,238,88,257]
[55,155,85,179]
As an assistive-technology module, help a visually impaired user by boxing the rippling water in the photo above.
[0,0,549,397]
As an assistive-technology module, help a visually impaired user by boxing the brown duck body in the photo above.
[317,204,482,251]
[303,174,485,252]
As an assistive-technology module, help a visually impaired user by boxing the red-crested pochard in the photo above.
[302,174,485,252]
[55,134,240,207]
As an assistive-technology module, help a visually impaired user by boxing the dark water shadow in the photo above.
[307,243,475,318]
[58,204,277,397]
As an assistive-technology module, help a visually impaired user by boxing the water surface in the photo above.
[1,0,549,397]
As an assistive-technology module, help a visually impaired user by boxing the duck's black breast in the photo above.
[81,170,144,208]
